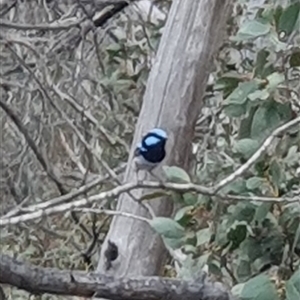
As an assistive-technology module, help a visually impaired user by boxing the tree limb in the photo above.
[0,254,232,300]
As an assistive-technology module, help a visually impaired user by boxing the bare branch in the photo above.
[1,176,298,227]
[214,116,300,192]
[0,17,86,31]
[0,97,66,195]
[0,254,232,300]
[2,164,126,219]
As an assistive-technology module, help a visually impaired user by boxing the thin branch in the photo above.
[213,116,300,192]
[1,164,126,219]
[217,194,299,202]
[0,97,66,195]
[0,181,211,226]
[0,17,86,31]
[0,254,232,300]
[2,175,299,227]
[73,207,150,223]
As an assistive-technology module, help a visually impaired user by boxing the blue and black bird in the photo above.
[133,128,168,181]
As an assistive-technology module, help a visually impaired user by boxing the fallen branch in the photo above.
[0,254,232,300]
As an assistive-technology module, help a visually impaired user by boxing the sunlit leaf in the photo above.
[163,166,191,183]
[225,81,260,105]
[196,227,212,246]
[234,138,260,159]
[266,72,285,91]
[234,20,271,41]
[149,217,185,239]
[174,206,194,222]
[248,89,270,101]
[241,274,279,300]
[246,177,265,190]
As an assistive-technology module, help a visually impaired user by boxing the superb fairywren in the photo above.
[133,128,168,182]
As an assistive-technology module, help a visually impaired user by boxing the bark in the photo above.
[0,254,232,300]
[97,0,232,277]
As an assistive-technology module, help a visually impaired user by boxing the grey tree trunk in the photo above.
[97,0,231,277]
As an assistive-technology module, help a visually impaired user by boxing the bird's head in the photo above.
[134,128,167,157]
[148,128,168,140]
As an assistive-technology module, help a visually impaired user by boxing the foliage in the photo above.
[0,0,299,299]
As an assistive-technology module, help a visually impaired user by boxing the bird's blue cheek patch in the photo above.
[136,142,147,152]
[144,136,160,147]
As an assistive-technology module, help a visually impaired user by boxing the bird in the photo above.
[133,128,168,182]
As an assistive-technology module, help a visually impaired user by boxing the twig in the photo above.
[213,116,300,192]
[0,181,211,226]
[0,17,86,31]
[0,97,66,195]
[2,164,126,219]
[59,129,87,174]
[73,207,150,223]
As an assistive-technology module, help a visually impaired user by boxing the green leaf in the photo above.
[162,237,185,250]
[286,269,300,300]
[248,89,270,101]
[251,105,281,141]
[254,203,272,223]
[277,2,300,37]
[196,227,212,246]
[183,193,198,206]
[234,138,260,159]
[266,72,285,91]
[236,258,251,282]
[174,206,194,222]
[290,51,300,67]
[255,50,270,78]
[224,104,247,117]
[149,217,185,239]
[215,75,241,96]
[241,274,279,300]
[227,221,248,249]
[238,107,257,139]
[234,20,271,41]
[246,177,265,190]
[222,179,247,195]
[269,160,283,190]
[163,166,190,183]
[225,81,260,105]
[228,203,256,225]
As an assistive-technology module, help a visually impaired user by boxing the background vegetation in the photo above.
[0,0,299,299]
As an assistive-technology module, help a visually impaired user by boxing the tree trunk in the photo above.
[97,0,231,277]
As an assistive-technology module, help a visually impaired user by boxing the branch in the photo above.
[0,115,298,227]
[214,116,300,192]
[0,97,66,195]
[0,254,232,300]
[0,181,212,227]
[1,164,126,219]
[0,17,86,31]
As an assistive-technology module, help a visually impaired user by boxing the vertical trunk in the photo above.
[97,0,231,277]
